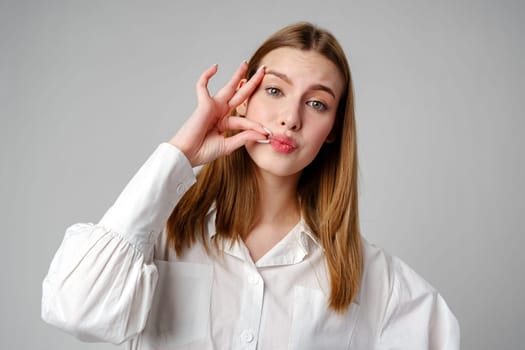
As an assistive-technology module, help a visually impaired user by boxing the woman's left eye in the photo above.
[307,100,327,111]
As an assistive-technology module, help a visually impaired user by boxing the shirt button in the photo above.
[241,330,254,343]
[176,183,185,194]
[248,274,260,285]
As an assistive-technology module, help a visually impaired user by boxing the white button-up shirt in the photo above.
[41,143,460,349]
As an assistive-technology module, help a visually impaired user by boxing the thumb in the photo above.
[222,130,267,155]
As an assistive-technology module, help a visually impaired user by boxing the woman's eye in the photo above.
[266,87,282,97]
[307,100,327,111]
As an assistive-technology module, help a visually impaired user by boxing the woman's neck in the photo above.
[254,170,301,225]
[243,169,301,262]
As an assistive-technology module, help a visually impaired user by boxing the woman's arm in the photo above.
[41,61,268,344]
[41,144,195,344]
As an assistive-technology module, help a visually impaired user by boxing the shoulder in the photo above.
[360,237,437,298]
[359,237,443,320]
[359,238,460,349]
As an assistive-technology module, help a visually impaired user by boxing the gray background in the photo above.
[1,0,523,349]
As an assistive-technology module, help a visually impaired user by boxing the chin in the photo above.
[252,159,304,178]
[246,146,307,178]
[264,168,302,178]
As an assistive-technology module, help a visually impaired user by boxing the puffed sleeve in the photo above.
[378,257,460,350]
[41,143,196,344]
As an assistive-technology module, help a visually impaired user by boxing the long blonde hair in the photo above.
[166,22,362,313]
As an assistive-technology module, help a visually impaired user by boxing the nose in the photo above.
[279,106,302,131]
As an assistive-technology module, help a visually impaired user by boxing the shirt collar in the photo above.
[205,206,322,267]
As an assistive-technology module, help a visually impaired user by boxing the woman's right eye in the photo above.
[265,87,282,97]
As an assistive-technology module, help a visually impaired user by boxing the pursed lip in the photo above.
[269,134,298,153]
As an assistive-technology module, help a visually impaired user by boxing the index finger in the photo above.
[228,65,266,108]
[214,61,249,102]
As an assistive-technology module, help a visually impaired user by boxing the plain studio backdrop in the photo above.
[1,0,523,349]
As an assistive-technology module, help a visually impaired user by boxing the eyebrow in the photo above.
[265,69,336,99]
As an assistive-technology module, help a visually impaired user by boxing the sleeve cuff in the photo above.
[99,143,196,253]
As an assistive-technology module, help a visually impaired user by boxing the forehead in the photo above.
[259,47,344,98]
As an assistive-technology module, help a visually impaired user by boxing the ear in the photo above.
[235,79,248,116]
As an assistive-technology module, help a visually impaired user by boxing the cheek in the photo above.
[305,115,336,142]
[245,97,272,123]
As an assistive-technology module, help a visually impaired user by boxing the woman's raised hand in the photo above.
[169,61,268,167]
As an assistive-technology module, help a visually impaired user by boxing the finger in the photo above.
[217,116,269,135]
[228,65,265,108]
[196,64,219,102]
[214,61,248,102]
[222,130,267,155]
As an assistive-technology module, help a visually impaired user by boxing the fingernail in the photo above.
[256,139,271,144]
[257,65,266,72]
[243,60,248,65]
[262,126,272,136]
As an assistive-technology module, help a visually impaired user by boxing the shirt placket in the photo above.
[233,263,264,350]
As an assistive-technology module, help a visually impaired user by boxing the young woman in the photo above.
[42,22,460,349]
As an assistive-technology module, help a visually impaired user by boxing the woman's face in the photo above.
[240,47,344,179]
